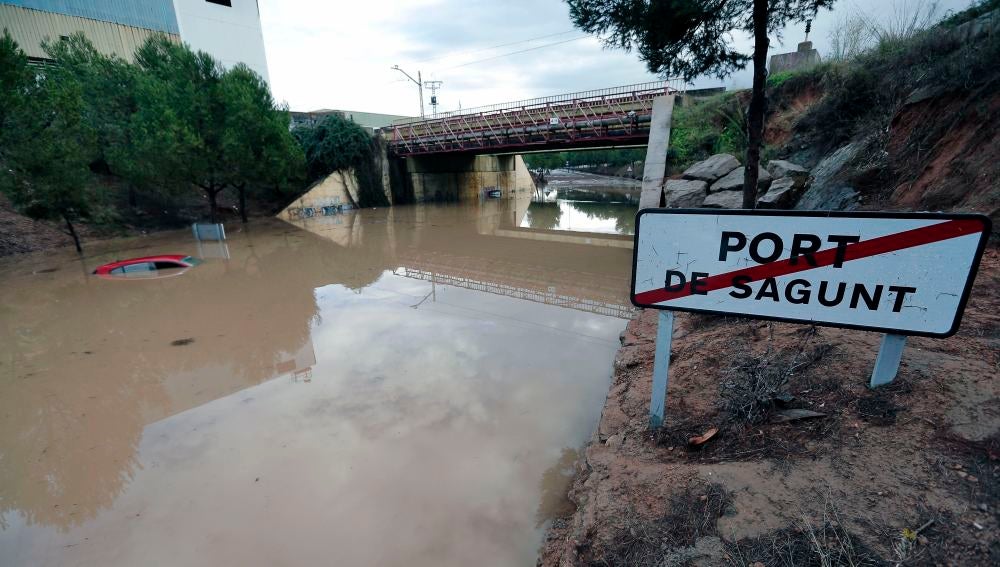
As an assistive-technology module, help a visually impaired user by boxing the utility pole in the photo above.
[391,65,424,118]
[425,80,443,117]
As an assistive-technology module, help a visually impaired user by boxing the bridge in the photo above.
[386,80,683,157]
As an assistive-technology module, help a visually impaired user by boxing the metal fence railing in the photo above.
[398,268,637,320]
[390,79,685,127]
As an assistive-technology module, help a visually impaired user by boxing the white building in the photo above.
[171,0,270,83]
[0,0,270,83]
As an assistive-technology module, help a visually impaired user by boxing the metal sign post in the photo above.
[870,333,907,388]
[631,210,990,429]
[649,311,674,429]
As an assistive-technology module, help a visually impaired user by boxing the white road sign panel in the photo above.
[631,210,990,337]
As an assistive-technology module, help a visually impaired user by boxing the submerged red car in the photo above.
[93,255,202,279]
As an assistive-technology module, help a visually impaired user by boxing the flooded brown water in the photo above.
[523,169,641,235]
[0,197,635,566]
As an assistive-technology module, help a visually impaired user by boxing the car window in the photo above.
[110,267,125,274]
[154,261,182,270]
[121,262,155,273]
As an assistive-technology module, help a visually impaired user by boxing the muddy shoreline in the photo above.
[539,249,1000,566]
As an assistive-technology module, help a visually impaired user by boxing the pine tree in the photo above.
[567,0,835,207]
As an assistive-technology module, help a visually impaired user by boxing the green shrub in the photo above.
[767,62,837,98]
[669,92,748,171]
[293,114,388,207]
[766,70,795,89]
[939,0,1000,28]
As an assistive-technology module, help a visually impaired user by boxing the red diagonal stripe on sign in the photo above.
[633,218,985,306]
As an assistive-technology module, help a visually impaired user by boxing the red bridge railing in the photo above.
[386,80,683,156]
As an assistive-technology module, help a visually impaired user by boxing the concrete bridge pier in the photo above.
[639,95,676,209]
[404,154,535,203]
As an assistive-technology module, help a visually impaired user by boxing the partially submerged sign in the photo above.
[631,210,990,337]
[632,209,991,428]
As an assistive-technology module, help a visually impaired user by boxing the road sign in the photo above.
[632,210,990,337]
[632,209,991,428]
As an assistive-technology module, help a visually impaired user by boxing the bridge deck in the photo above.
[386,80,683,157]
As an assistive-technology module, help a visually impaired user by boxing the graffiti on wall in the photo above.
[286,203,355,220]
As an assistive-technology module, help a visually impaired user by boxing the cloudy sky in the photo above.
[259,0,975,116]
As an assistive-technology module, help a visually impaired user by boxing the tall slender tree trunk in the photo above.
[208,188,219,224]
[62,213,82,253]
[237,183,248,223]
[742,0,770,209]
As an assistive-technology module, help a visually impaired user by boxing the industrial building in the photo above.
[289,109,414,133]
[0,0,270,82]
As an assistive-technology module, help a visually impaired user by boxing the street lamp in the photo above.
[391,65,424,119]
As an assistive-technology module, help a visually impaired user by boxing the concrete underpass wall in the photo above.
[405,154,535,203]
[278,150,536,217]
[277,170,361,222]
[278,135,396,220]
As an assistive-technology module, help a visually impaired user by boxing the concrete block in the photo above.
[769,41,822,75]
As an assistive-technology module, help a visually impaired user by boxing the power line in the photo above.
[409,29,578,65]
[436,35,591,71]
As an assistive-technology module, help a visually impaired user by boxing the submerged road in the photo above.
[0,196,637,566]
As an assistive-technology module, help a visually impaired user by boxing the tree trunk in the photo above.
[742,0,770,210]
[238,183,248,223]
[208,189,218,224]
[128,186,137,208]
[63,213,82,253]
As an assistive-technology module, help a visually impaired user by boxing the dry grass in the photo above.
[719,330,834,425]
[650,328,841,463]
[586,483,732,567]
[726,501,886,567]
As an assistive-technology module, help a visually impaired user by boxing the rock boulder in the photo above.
[709,165,772,193]
[767,159,808,178]
[757,177,801,209]
[682,154,740,182]
[766,159,810,189]
[701,190,744,209]
[796,142,861,211]
[664,179,708,208]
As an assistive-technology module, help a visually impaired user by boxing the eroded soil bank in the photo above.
[540,248,1000,566]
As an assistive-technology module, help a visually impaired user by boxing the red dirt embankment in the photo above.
[888,91,1000,219]
[540,250,999,566]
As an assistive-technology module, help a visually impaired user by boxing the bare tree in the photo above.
[868,0,942,45]
[828,13,873,60]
